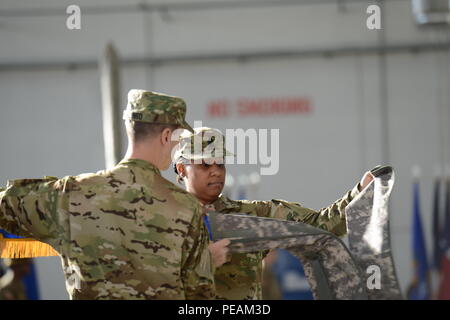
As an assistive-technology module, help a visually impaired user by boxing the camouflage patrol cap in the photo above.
[123,89,194,132]
[174,127,234,162]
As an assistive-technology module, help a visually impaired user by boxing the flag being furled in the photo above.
[406,181,431,300]
[0,229,57,259]
[0,186,58,258]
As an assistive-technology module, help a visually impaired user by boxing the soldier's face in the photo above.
[183,160,226,204]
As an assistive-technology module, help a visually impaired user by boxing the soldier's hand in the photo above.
[208,239,231,268]
[359,171,374,191]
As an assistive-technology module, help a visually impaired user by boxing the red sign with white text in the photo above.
[207,97,312,118]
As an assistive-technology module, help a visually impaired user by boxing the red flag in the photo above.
[438,255,450,299]
[437,180,450,299]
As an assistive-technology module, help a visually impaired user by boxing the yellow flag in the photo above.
[0,234,58,258]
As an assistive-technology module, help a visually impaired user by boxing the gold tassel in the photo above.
[0,234,58,258]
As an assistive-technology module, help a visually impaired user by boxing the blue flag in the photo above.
[432,179,442,271]
[22,262,40,300]
[271,249,313,300]
[407,182,431,300]
[0,229,24,239]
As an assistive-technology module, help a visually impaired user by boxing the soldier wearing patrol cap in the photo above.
[0,90,215,299]
[173,127,374,300]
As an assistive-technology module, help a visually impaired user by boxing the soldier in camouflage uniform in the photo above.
[173,127,374,300]
[0,90,215,300]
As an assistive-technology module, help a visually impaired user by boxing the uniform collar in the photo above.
[118,158,161,175]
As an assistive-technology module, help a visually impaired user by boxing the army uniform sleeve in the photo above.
[0,177,70,245]
[247,183,361,237]
[180,200,216,300]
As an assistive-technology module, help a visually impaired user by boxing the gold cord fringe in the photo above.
[0,235,58,258]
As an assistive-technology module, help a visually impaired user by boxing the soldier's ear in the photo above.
[175,163,185,177]
[160,128,172,145]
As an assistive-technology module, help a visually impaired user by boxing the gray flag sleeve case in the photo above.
[344,165,403,299]
[208,165,402,300]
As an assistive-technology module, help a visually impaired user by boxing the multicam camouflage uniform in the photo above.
[174,127,360,300]
[0,90,215,300]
